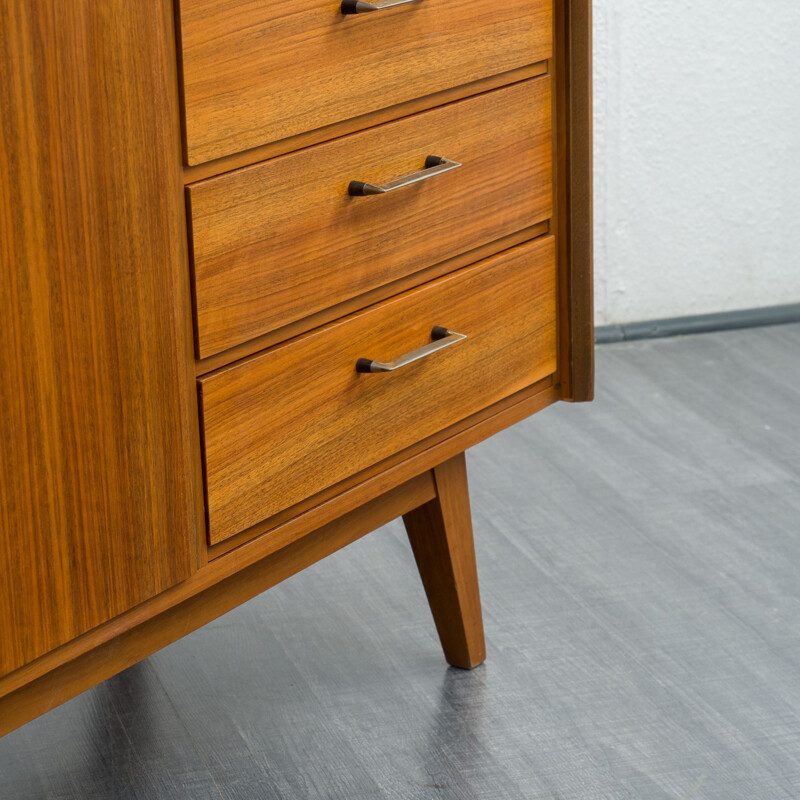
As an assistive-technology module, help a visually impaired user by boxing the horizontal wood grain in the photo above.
[188,78,553,358]
[0,0,196,677]
[194,223,549,374]
[177,0,553,163]
[181,63,549,184]
[200,237,557,543]
[207,374,555,557]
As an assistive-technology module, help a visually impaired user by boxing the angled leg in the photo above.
[402,452,486,669]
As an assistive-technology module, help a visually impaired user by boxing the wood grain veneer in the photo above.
[0,472,438,738]
[181,63,549,184]
[0,0,594,741]
[177,0,553,163]
[200,238,557,543]
[193,222,550,374]
[0,379,560,718]
[0,1,197,675]
[188,78,553,358]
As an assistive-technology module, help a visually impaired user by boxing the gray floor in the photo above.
[2,323,799,799]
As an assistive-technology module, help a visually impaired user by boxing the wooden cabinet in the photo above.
[0,0,592,736]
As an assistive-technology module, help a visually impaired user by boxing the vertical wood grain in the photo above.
[555,0,594,402]
[403,453,486,670]
[0,473,437,737]
[0,1,196,676]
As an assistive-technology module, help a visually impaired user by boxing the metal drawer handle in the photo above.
[356,326,467,373]
[348,156,462,197]
[342,0,420,14]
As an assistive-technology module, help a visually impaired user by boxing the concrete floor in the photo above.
[2,323,799,799]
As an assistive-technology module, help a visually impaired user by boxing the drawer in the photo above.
[177,0,553,164]
[189,78,553,359]
[199,236,557,543]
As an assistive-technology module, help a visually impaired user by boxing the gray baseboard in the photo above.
[596,303,800,345]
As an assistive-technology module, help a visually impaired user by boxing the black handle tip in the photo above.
[348,180,367,196]
[356,358,374,373]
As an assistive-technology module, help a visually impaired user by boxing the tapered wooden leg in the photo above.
[402,452,486,669]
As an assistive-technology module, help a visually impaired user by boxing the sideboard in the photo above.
[0,0,592,736]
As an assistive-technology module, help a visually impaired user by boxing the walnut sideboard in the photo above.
[0,0,592,736]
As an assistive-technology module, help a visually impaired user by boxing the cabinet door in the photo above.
[0,1,196,676]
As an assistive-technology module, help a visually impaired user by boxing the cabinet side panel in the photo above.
[0,1,196,674]
[555,0,594,401]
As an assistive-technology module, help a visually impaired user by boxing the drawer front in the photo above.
[200,237,557,543]
[177,0,553,164]
[189,78,553,359]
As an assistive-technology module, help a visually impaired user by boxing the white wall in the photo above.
[593,1,800,326]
